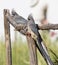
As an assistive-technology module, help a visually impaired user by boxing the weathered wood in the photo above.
[26,36,38,65]
[4,9,12,65]
[7,13,58,30]
[6,11,58,30]
[6,11,28,31]
[4,9,38,65]
[38,24,58,30]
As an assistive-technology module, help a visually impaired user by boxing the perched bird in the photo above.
[28,14,39,39]
[28,14,54,65]
[11,10,28,35]
[12,10,28,25]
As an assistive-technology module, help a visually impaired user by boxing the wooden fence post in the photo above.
[26,36,38,65]
[4,9,12,65]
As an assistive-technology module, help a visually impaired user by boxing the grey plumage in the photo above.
[12,10,28,24]
[28,14,38,36]
[28,14,54,65]
[11,10,28,35]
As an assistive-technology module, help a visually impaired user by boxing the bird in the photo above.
[11,10,29,35]
[28,14,54,65]
[28,14,39,39]
[12,10,28,25]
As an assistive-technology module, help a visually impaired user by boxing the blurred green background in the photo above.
[0,31,58,65]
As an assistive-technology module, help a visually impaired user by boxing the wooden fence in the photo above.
[4,9,38,65]
[4,9,58,65]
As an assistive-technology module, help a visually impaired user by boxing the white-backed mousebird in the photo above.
[28,14,54,65]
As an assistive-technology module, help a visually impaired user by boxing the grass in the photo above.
[0,38,30,65]
[0,41,6,65]
[0,33,58,65]
[12,41,30,65]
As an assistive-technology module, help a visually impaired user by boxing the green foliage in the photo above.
[12,42,30,65]
[0,33,58,65]
[0,41,6,65]
[40,30,58,65]
[0,38,30,65]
